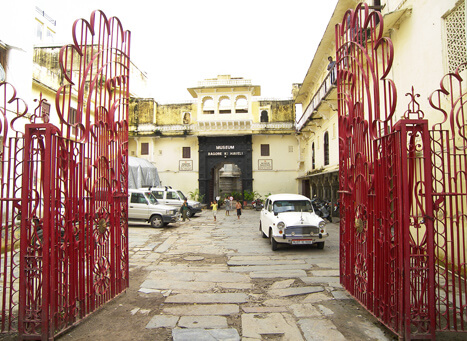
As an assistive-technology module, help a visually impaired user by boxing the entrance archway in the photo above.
[198,136,252,204]
[212,162,242,201]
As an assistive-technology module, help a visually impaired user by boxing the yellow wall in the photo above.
[252,135,299,197]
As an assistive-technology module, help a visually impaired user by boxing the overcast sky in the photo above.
[36,0,338,103]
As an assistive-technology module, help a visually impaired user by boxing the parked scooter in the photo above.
[252,198,263,211]
[311,197,332,222]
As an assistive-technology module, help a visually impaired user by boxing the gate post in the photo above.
[394,119,436,340]
[19,122,61,339]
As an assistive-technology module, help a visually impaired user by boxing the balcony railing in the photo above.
[296,70,335,131]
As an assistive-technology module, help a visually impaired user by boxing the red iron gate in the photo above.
[1,11,129,339]
[337,3,467,339]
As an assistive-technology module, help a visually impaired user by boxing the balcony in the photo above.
[296,70,336,131]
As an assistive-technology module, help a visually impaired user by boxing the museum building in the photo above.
[128,75,300,204]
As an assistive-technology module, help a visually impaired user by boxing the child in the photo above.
[236,201,242,219]
[180,198,190,222]
[211,201,218,221]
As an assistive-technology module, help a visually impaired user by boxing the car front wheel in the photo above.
[150,215,164,228]
[316,242,325,249]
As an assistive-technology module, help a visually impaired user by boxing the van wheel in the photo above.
[186,208,193,218]
[150,215,164,228]
[270,229,278,251]
[316,242,325,249]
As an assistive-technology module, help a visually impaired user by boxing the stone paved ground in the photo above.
[59,208,396,341]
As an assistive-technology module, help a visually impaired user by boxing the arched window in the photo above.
[219,97,231,114]
[203,97,214,114]
[235,96,248,113]
[260,110,269,122]
[312,142,315,169]
[324,132,329,166]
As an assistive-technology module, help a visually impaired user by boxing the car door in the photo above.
[164,190,180,207]
[260,199,274,234]
[128,192,150,221]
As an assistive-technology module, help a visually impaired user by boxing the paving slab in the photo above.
[229,264,310,272]
[300,276,340,284]
[317,304,334,316]
[298,318,346,341]
[310,269,340,277]
[165,293,248,304]
[242,306,287,313]
[228,259,306,266]
[290,303,321,318]
[140,242,160,251]
[195,272,250,283]
[178,316,228,329]
[241,313,303,340]
[249,270,307,279]
[163,304,239,316]
[172,328,240,341]
[146,315,179,329]
[263,298,293,307]
[303,292,332,303]
[146,271,196,281]
[141,279,214,291]
[217,282,253,290]
[270,279,295,289]
[154,236,178,253]
[268,286,324,297]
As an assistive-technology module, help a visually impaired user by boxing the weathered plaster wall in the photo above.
[252,134,299,197]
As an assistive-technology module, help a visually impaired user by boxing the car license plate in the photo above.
[292,240,313,245]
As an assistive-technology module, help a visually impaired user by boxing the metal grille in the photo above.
[336,3,466,339]
[0,82,27,334]
[285,226,319,236]
[445,0,467,73]
[1,10,129,340]
[429,64,467,333]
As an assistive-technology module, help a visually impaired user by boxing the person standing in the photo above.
[236,200,242,220]
[225,197,231,216]
[181,199,190,222]
[211,201,218,221]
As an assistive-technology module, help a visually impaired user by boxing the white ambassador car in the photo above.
[260,194,328,251]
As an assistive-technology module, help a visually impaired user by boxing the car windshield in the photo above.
[273,200,313,213]
[177,191,186,200]
[145,192,158,205]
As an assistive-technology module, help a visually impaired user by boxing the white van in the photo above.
[128,189,180,228]
[144,187,202,218]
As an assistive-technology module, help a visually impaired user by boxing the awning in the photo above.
[382,7,412,36]
[297,167,339,180]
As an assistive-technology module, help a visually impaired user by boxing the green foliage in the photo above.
[188,188,204,202]
[243,190,260,202]
[230,191,242,201]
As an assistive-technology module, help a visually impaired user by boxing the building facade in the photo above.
[129,75,298,204]
[294,0,466,209]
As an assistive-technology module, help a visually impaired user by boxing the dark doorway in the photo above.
[302,179,310,199]
[198,136,252,204]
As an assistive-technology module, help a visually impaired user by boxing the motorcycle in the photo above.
[333,202,340,215]
[252,198,263,211]
[311,197,332,222]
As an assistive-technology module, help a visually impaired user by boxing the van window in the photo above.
[131,193,147,204]
[152,191,164,199]
[177,191,187,200]
[167,191,179,200]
